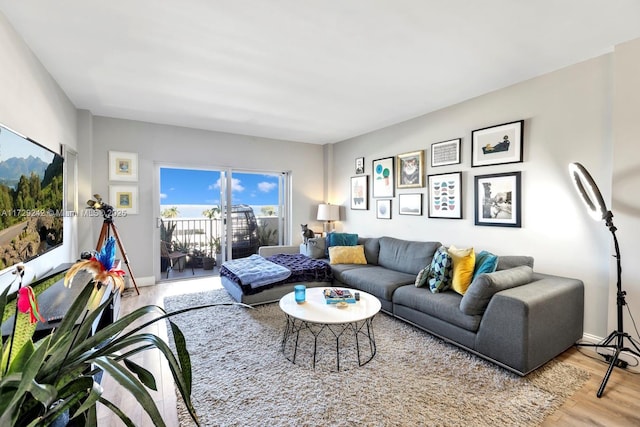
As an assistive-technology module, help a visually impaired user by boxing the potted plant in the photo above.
[202,237,220,270]
[0,236,243,426]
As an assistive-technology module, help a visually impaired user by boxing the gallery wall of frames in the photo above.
[349,119,524,228]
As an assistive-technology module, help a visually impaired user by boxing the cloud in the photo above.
[160,193,167,199]
[210,178,245,192]
[258,181,277,193]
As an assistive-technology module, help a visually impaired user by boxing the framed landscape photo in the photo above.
[109,184,139,215]
[399,193,422,216]
[109,151,138,181]
[431,138,461,167]
[372,157,395,198]
[396,150,424,188]
[376,199,392,219]
[355,157,365,174]
[350,175,368,210]
[471,120,524,167]
[428,172,462,219]
[474,171,521,227]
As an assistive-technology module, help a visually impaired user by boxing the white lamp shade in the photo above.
[317,204,339,221]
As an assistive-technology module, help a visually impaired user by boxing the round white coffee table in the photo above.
[279,287,381,371]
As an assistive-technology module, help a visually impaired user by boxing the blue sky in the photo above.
[160,168,279,217]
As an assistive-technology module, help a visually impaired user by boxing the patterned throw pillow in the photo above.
[429,246,453,293]
[414,265,430,287]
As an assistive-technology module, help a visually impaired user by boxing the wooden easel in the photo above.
[95,217,140,295]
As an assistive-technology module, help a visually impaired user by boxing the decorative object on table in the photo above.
[568,162,640,398]
[396,150,424,188]
[87,193,140,294]
[474,172,521,227]
[109,184,139,215]
[431,138,461,167]
[398,193,422,216]
[300,224,315,243]
[471,120,524,167]
[294,284,306,304]
[355,157,364,174]
[372,157,395,198]
[376,199,392,219]
[317,203,340,233]
[350,175,369,210]
[428,172,462,219]
[0,237,240,427]
[323,288,356,304]
[108,150,138,181]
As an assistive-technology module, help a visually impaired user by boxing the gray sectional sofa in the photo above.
[254,235,585,375]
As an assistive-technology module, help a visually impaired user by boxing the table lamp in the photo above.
[317,204,339,233]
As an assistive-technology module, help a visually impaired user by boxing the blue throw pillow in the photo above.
[325,232,358,256]
[472,250,498,281]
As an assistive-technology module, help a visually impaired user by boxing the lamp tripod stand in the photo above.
[569,162,640,397]
[576,212,640,397]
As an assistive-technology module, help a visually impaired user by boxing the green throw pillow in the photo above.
[429,246,453,293]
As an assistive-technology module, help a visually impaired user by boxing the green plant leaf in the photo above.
[97,396,136,427]
[123,358,157,390]
[169,319,192,395]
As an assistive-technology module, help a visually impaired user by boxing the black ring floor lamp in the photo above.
[569,162,640,397]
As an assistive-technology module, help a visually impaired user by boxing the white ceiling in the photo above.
[1,1,640,144]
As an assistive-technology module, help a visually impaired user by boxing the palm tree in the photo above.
[161,206,180,218]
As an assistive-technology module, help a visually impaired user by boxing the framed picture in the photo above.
[474,172,521,227]
[372,157,395,198]
[396,150,424,188]
[376,199,392,219]
[109,184,139,215]
[431,138,461,167]
[355,157,365,174]
[471,120,523,167]
[109,151,138,181]
[350,175,369,210]
[399,193,422,216]
[428,172,462,219]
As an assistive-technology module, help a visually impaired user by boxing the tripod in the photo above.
[576,212,640,397]
[96,217,140,295]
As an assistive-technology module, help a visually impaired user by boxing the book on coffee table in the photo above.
[324,288,356,304]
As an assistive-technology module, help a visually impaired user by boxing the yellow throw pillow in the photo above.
[329,245,367,265]
[448,245,476,295]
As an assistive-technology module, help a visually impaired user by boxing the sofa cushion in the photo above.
[429,246,453,293]
[339,266,415,301]
[378,236,440,275]
[459,265,534,315]
[448,246,476,295]
[329,245,367,265]
[496,255,534,271]
[358,237,380,265]
[472,250,498,281]
[393,285,482,332]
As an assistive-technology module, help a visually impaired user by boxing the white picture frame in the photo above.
[109,151,138,181]
[109,184,139,215]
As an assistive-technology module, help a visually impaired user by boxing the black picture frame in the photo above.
[355,157,365,174]
[474,171,521,227]
[372,157,395,198]
[427,172,462,219]
[471,120,524,167]
[431,138,461,167]
[376,199,392,219]
[350,175,368,210]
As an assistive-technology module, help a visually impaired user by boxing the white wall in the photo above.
[88,117,325,284]
[332,52,622,339]
[611,38,640,334]
[0,13,77,286]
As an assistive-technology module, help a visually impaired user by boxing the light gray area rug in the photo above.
[164,289,589,427]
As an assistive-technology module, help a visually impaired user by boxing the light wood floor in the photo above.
[98,278,640,426]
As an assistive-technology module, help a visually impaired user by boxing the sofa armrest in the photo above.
[258,245,300,257]
[474,273,584,375]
